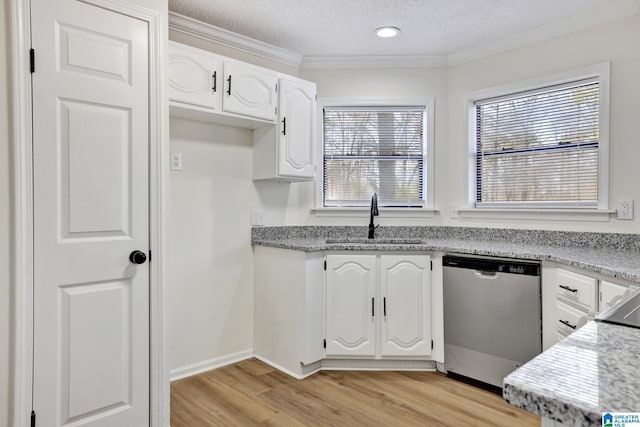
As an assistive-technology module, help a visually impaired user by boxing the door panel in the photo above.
[325,255,376,357]
[223,61,277,121]
[168,41,220,110]
[278,78,315,178]
[380,255,432,357]
[31,0,149,425]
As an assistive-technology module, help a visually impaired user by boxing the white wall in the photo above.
[445,14,640,232]
[293,14,640,232]
[300,67,449,227]
[1,1,11,424]
[168,118,255,371]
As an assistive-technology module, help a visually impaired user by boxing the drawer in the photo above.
[556,300,589,334]
[556,269,598,311]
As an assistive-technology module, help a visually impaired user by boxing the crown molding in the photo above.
[168,12,303,68]
[301,55,448,69]
[169,0,640,71]
[447,0,640,65]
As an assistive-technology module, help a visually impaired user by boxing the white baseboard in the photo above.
[253,355,321,380]
[170,349,254,381]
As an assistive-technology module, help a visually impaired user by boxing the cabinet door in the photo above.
[223,61,277,121]
[277,78,316,178]
[168,42,220,110]
[325,255,376,357]
[380,255,432,357]
[599,280,629,312]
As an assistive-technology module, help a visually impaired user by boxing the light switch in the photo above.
[251,209,264,226]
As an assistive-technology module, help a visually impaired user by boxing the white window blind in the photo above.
[323,106,426,207]
[474,77,600,208]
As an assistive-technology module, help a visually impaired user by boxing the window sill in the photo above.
[457,208,615,222]
[311,207,438,218]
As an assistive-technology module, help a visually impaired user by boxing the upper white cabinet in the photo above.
[325,254,433,359]
[222,61,278,121]
[168,41,220,111]
[253,76,317,181]
[169,41,317,181]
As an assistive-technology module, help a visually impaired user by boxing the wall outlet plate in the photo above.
[617,199,633,220]
[170,152,183,171]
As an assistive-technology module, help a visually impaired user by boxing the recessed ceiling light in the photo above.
[375,26,400,38]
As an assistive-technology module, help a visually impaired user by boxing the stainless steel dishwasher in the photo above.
[443,254,541,388]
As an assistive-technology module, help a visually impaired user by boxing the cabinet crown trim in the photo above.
[169,12,303,68]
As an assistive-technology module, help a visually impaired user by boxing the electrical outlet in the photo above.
[617,199,634,220]
[170,152,183,171]
[449,205,459,219]
[251,209,264,226]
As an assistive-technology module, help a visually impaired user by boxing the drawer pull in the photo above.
[559,319,577,330]
[559,284,578,293]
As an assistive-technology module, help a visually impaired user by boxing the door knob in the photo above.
[129,250,147,265]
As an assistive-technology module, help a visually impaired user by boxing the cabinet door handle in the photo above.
[383,297,386,317]
[559,284,578,293]
[371,297,375,317]
[281,117,286,135]
[212,71,217,93]
[559,319,577,330]
[226,75,232,96]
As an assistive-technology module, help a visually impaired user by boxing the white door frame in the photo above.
[9,0,169,426]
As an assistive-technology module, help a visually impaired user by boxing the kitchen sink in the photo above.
[325,238,424,244]
[596,288,640,329]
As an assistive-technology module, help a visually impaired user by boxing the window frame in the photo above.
[463,63,610,217]
[315,98,435,214]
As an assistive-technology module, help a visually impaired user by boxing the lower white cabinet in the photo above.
[325,254,433,358]
[599,280,629,311]
[544,263,634,347]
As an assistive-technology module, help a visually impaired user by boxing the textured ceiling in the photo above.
[168,0,632,57]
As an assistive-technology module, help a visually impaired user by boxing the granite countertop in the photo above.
[503,321,640,427]
[251,226,640,284]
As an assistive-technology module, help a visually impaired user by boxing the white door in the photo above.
[599,280,628,312]
[277,77,316,178]
[168,41,221,111]
[31,0,150,425]
[223,61,277,121]
[380,255,432,357]
[325,255,377,357]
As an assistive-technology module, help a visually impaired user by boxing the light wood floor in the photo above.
[170,358,539,427]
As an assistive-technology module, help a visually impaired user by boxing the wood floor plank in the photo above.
[171,359,540,427]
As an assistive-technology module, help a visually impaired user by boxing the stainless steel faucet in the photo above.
[368,192,379,239]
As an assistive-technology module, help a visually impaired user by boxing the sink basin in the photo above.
[596,288,640,329]
[325,238,424,245]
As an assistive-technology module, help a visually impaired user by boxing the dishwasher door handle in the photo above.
[473,270,499,279]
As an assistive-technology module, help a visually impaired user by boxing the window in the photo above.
[322,105,428,208]
[471,72,607,210]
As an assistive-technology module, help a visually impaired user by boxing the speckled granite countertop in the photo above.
[504,321,640,426]
[252,226,640,283]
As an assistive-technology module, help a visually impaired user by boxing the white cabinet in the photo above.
[549,266,634,345]
[325,254,433,358]
[380,255,432,357]
[599,280,630,311]
[168,41,220,111]
[253,247,325,378]
[253,76,316,181]
[325,255,377,357]
[222,61,277,121]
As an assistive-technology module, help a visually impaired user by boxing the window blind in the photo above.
[474,78,600,208]
[323,106,426,207]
